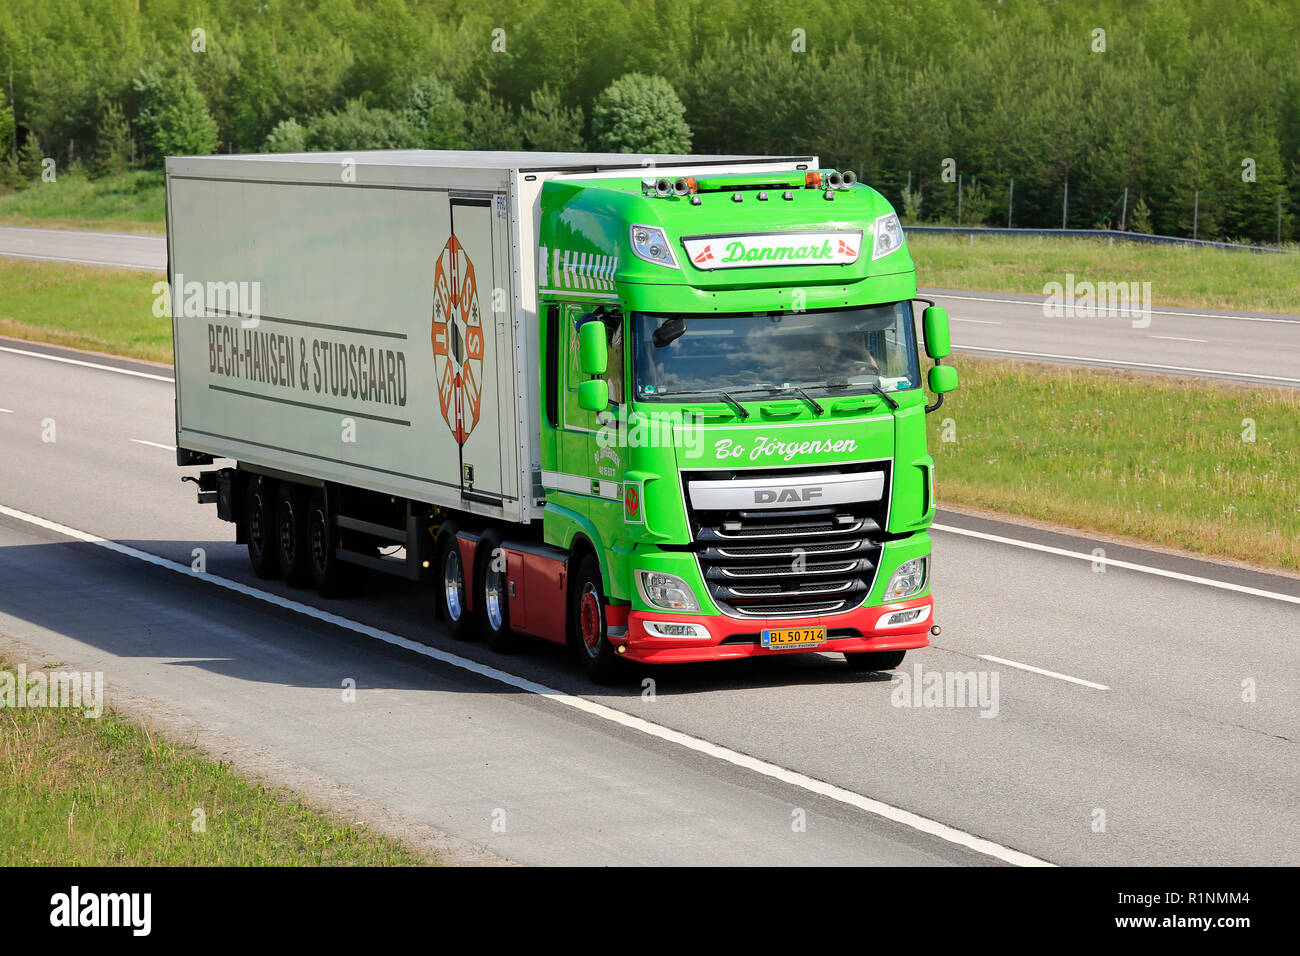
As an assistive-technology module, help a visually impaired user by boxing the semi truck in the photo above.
[166,150,958,682]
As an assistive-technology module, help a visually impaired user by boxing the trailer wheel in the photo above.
[245,478,280,579]
[570,555,624,684]
[275,484,311,588]
[437,536,475,641]
[477,535,522,654]
[844,650,907,671]
[306,488,351,597]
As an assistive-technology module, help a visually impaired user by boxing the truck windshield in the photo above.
[632,303,922,402]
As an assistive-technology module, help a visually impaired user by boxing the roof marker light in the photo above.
[757,191,769,201]
[732,192,743,203]
[782,190,794,201]
[804,171,822,189]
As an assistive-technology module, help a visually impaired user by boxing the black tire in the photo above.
[306,488,352,597]
[844,650,907,671]
[275,483,311,588]
[477,534,523,654]
[570,555,624,684]
[245,477,280,579]
[436,535,476,641]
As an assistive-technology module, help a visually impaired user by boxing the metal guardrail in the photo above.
[904,225,1294,254]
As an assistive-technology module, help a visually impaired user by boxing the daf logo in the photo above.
[754,486,823,504]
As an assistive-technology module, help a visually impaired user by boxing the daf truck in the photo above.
[167,150,958,682]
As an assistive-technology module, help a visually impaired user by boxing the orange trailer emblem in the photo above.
[431,234,485,446]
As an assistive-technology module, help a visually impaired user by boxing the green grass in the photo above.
[0,170,165,233]
[0,659,431,865]
[909,233,1300,314]
[934,357,1300,571]
[0,259,169,362]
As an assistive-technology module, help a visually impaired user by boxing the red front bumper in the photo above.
[620,596,933,664]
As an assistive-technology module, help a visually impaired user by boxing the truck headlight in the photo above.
[630,224,679,269]
[635,570,699,611]
[871,213,905,261]
[884,557,927,600]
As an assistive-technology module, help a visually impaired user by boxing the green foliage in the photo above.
[402,77,468,150]
[263,118,307,154]
[0,90,13,162]
[134,67,218,166]
[591,73,691,154]
[465,91,522,151]
[89,103,131,179]
[305,101,415,152]
[900,185,922,224]
[1129,197,1153,234]
[0,0,1295,240]
[519,86,583,152]
[17,134,44,183]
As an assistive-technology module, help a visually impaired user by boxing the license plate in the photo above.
[761,626,826,649]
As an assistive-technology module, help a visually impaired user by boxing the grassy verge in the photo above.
[934,357,1300,571]
[0,658,430,865]
[0,171,166,234]
[0,259,169,363]
[909,233,1300,314]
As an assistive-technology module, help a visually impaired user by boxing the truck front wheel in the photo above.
[844,650,907,671]
[571,556,623,684]
[245,478,280,579]
[275,484,311,588]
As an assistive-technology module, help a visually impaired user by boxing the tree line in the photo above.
[1,0,1296,242]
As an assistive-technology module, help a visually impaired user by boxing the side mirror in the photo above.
[922,306,951,360]
[578,319,608,375]
[578,378,609,411]
[928,364,959,394]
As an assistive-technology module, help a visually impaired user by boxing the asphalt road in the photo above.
[1,337,1296,866]
[3,224,1297,386]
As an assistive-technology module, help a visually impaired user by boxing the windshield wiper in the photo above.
[724,383,823,414]
[867,381,899,410]
[806,378,899,410]
[652,388,750,418]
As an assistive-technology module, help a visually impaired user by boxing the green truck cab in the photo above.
[534,168,957,680]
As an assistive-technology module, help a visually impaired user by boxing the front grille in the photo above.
[684,464,888,618]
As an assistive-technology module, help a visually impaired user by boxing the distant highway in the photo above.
[2,224,1298,387]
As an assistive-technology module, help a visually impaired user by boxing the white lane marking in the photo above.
[924,291,1300,325]
[978,655,1109,691]
[1148,335,1209,344]
[951,317,1003,325]
[131,439,176,451]
[0,502,1052,868]
[0,344,174,383]
[0,225,165,242]
[0,250,161,270]
[951,345,1300,385]
[932,523,1300,605]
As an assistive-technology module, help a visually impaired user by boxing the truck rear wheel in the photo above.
[571,555,624,684]
[437,536,475,641]
[245,478,280,579]
[844,650,907,671]
[477,534,522,654]
[275,484,311,588]
[306,488,351,597]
